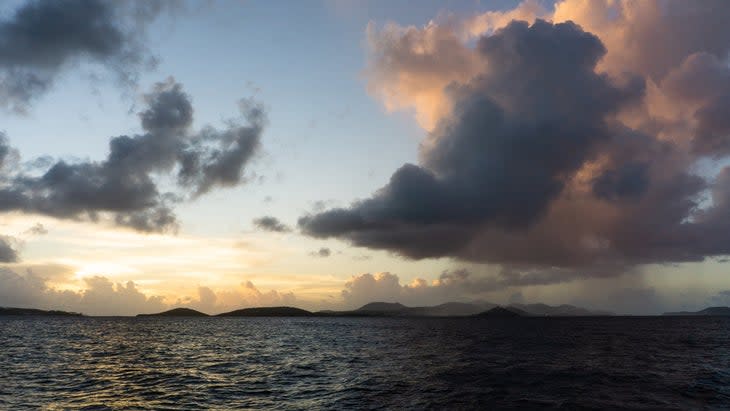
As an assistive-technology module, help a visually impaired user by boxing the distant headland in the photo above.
[135,301,614,318]
[0,307,83,316]
[9,303,730,318]
[136,306,313,317]
[662,307,730,316]
[477,306,527,317]
[217,307,313,317]
[137,308,209,317]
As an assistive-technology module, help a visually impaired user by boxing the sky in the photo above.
[1,0,730,315]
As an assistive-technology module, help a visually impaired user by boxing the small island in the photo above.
[216,306,313,317]
[136,308,209,317]
[476,306,527,317]
[1,301,617,318]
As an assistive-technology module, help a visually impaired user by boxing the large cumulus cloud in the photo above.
[0,0,176,113]
[341,271,492,308]
[172,281,297,315]
[339,268,596,309]
[302,19,643,264]
[301,2,730,275]
[0,269,297,316]
[0,78,264,233]
[0,269,166,316]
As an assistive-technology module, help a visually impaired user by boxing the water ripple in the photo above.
[0,317,729,410]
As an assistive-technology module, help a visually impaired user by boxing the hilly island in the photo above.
[7,303,730,318]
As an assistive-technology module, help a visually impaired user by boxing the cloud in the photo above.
[340,268,683,313]
[342,272,403,307]
[0,269,297,315]
[309,247,331,258]
[175,281,297,314]
[659,52,730,156]
[0,0,177,113]
[364,18,480,130]
[0,237,18,262]
[0,78,265,233]
[302,19,643,265]
[340,269,528,308]
[0,269,166,316]
[552,0,730,81]
[459,0,548,38]
[24,223,48,236]
[301,3,730,277]
[252,216,291,232]
[77,276,167,316]
[573,286,667,315]
[362,0,548,130]
[710,290,730,306]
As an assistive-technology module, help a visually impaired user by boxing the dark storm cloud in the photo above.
[661,52,730,156]
[0,0,175,113]
[0,79,265,232]
[253,216,291,233]
[301,20,643,261]
[178,98,265,196]
[302,16,730,273]
[591,162,650,202]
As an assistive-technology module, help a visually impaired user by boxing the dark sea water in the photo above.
[1,317,729,410]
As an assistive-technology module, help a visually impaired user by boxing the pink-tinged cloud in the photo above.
[301,1,730,279]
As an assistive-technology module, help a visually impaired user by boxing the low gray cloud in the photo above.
[0,0,177,113]
[0,237,18,263]
[339,269,508,308]
[253,216,290,233]
[339,269,540,308]
[309,247,331,258]
[0,78,265,233]
[174,281,297,315]
[24,223,48,236]
[710,290,730,306]
[339,268,689,314]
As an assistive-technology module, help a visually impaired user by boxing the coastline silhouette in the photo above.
[8,302,730,318]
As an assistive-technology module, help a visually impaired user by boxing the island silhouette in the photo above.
[0,307,82,316]
[134,302,615,318]
[662,307,730,316]
[137,307,209,317]
[477,306,527,317]
[217,307,313,317]
[7,303,730,318]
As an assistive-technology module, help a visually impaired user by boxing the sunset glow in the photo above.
[0,0,729,317]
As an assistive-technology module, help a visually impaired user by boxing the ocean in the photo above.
[1,316,729,410]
